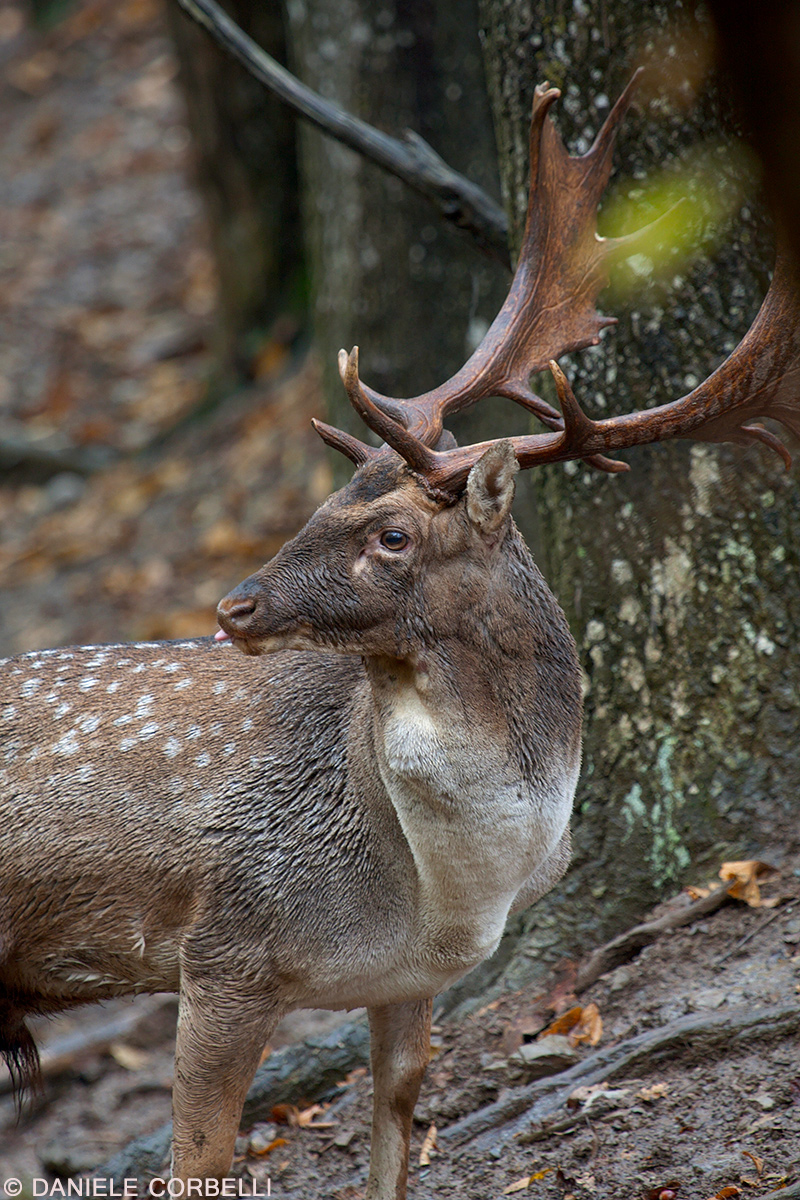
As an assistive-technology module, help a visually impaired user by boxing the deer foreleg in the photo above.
[366,997,432,1200]
[171,981,278,1181]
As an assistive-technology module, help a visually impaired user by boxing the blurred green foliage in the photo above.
[601,140,761,300]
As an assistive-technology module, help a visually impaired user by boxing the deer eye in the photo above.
[379,529,410,551]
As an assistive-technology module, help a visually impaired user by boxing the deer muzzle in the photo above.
[216,578,262,642]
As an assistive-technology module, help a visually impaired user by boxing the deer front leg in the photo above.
[171,980,279,1181]
[366,997,432,1200]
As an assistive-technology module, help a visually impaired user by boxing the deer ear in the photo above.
[466,440,519,534]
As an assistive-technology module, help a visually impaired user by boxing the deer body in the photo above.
[1,457,581,1193]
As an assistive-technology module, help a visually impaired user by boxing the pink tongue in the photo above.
[215,629,232,642]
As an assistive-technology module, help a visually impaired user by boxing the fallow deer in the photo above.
[1,75,798,1199]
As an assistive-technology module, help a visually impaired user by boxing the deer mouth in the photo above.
[215,625,320,657]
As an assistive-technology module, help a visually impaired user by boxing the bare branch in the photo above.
[174,0,510,266]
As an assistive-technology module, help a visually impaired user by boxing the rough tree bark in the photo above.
[284,0,509,472]
[466,0,800,1002]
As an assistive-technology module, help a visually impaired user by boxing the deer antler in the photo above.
[316,72,800,489]
[412,253,800,491]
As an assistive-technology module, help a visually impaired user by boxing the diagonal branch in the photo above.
[174,0,510,266]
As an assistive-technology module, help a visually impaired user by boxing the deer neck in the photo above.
[362,545,581,958]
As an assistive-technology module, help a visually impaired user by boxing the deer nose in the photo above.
[217,584,259,633]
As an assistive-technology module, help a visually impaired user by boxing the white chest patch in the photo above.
[377,684,576,974]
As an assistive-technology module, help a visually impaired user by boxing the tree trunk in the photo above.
[458,0,800,1004]
[284,0,510,478]
[165,0,303,383]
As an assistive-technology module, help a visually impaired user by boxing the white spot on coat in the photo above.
[52,730,80,756]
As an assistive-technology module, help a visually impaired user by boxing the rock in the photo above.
[782,917,800,945]
[690,988,727,1010]
[608,965,634,992]
[248,1123,279,1154]
[512,1034,580,1076]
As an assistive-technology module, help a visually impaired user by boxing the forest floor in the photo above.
[1,3,799,1199]
[0,0,329,660]
[1,858,799,1199]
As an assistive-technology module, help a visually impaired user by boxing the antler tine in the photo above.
[310,418,378,467]
[548,361,630,473]
[316,75,645,472]
[336,347,436,474]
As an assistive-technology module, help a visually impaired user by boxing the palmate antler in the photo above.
[312,73,800,492]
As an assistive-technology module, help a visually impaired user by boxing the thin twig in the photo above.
[716,897,798,966]
[174,0,510,266]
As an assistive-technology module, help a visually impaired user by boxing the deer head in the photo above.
[216,442,520,659]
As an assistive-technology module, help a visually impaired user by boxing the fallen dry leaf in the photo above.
[250,1137,288,1158]
[567,1083,629,1111]
[295,1103,335,1128]
[719,861,779,908]
[707,1188,742,1200]
[503,1168,552,1193]
[541,1002,603,1047]
[338,1066,368,1087]
[539,1005,583,1038]
[419,1124,437,1167]
[569,1002,603,1047]
[741,1150,764,1176]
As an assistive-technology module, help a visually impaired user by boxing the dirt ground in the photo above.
[1,859,799,1198]
[1,3,799,1199]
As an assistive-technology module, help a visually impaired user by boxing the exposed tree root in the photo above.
[439,1003,800,1152]
[574,883,732,993]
